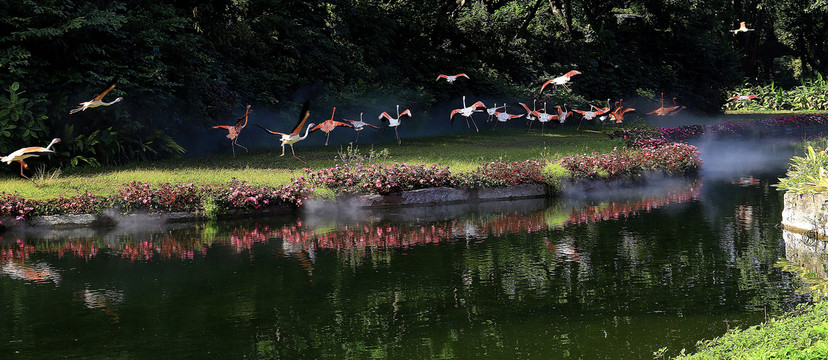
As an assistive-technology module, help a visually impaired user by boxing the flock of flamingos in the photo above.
[1,21,761,181]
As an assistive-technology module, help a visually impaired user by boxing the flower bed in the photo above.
[558,142,702,179]
[0,178,313,221]
[0,147,702,225]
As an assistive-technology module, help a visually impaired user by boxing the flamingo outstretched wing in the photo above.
[255,124,288,136]
[379,112,393,122]
[470,101,486,110]
[399,109,412,118]
[539,80,555,94]
[93,84,117,101]
[289,101,312,136]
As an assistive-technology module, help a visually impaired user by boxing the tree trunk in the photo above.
[513,0,545,41]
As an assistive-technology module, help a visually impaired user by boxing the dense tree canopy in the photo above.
[0,0,824,168]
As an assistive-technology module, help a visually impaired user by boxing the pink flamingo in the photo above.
[449,96,486,132]
[256,101,317,163]
[212,105,251,157]
[519,100,544,131]
[1,138,61,182]
[379,105,413,145]
[574,102,610,130]
[731,22,754,35]
[727,94,759,101]
[535,102,560,134]
[540,70,581,93]
[492,103,522,129]
[555,104,572,123]
[436,73,469,84]
[486,104,505,122]
[69,84,123,114]
[344,112,378,143]
[608,99,636,124]
[311,107,351,146]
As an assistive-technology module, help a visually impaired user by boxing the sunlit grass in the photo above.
[0,128,621,200]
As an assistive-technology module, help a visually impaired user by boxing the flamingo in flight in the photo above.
[520,100,544,131]
[647,93,685,116]
[486,104,505,122]
[379,105,412,145]
[732,22,754,35]
[256,101,317,163]
[535,102,560,134]
[727,94,759,101]
[312,107,351,146]
[540,70,581,93]
[556,104,572,124]
[436,73,469,84]
[69,84,123,114]
[1,138,61,182]
[492,104,522,128]
[344,112,378,143]
[607,99,636,124]
[213,105,251,157]
[449,96,486,132]
[574,102,610,130]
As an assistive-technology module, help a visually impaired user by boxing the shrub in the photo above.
[457,160,546,188]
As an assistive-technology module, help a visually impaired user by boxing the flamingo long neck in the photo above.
[395,105,400,118]
[299,123,314,139]
[103,97,123,106]
[46,138,60,150]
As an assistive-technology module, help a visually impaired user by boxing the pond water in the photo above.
[0,134,821,359]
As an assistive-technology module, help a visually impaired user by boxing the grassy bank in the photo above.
[674,301,828,359]
[1,128,618,200]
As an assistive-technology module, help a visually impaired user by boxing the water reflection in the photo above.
[0,175,805,359]
[0,179,702,262]
[781,230,828,298]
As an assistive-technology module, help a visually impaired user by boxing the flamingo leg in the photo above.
[280,144,287,157]
[234,140,248,153]
[577,117,584,130]
[290,144,306,163]
[355,131,360,143]
[395,127,400,145]
[470,116,479,132]
[231,140,236,157]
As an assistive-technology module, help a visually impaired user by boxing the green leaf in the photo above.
[10,82,19,92]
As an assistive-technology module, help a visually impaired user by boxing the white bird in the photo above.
[69,84,123,114]
[535,102,560,134]
[519,100,544,131]
[2,138,61,181]
[436,73,469,84]
[344,112,379,143]
[450,96,486,132]
[732,22,754,35]
[256,101,317,163]
[540,70,582,93]
[486,104,505,122]
[379,105,413,145]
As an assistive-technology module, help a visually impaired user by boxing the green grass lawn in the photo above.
[675,301,828,359]
[1,128,621,200]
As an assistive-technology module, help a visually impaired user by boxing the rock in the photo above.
[782,192,828,237]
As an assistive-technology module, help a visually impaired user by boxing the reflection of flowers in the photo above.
[0,179,700,262]
[561,180,702,227]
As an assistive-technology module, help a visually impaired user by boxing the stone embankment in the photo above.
[2,184,550,229]
[782,192,828,238]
